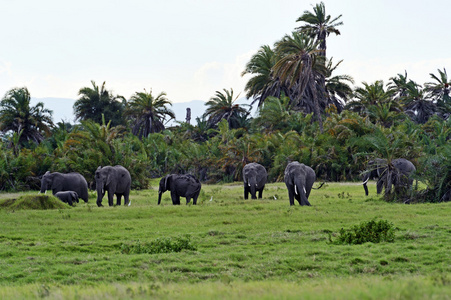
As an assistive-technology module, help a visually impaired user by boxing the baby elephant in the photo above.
[54,191,79,206]
[158,174,201,205]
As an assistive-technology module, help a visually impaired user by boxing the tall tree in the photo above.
[203,88,249,129]
[125,89,175,139]
[273,32,326,132]
[296,1,343,58]
[241,45,283,107]
[425,68,451,117]
[324,58,354,112]
[73,81,126,127]
[402,81,436,124]
[0,87,53,145]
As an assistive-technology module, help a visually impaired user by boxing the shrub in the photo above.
[330,219,395,245]
[121,235,197,254]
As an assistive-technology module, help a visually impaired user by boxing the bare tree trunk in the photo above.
[310,74,324,133]
[185,108,191,124]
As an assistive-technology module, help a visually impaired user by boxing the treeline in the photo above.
[0,2,450,203]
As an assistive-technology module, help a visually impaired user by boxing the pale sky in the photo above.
[1,0,450,103]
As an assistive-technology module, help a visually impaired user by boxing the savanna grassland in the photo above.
[0,181,450,299]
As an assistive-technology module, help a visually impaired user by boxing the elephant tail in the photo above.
[312,182,326,190]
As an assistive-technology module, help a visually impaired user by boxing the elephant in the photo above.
[158,174,201,205]
[362,158,416,196]
[54,191,79,206]
[284,161,316,206]
[40,171,89,202]
[243,162,267,199]
[95,165,131,207]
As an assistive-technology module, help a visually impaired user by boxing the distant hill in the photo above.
[32,97,257,126]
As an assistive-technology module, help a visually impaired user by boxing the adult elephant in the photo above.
[362,158,416,196]
[54,191,79,206]
[284,161,316,206]
[158,174,201,205]
[40,172,89,203]
[95,165,131,207]
[243,162,267,199]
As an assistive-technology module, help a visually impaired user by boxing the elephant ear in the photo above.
[106,172,112,187]
[164,175,172,190]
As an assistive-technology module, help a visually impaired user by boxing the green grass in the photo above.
[0,181,450,299]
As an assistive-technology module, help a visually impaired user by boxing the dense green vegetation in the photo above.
[0,183,450,299]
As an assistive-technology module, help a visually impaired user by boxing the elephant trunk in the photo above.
[295,180,310,206]
[249,178,257,199]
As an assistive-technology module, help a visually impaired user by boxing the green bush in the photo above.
[121,235,197,254]
[331,219,395,244]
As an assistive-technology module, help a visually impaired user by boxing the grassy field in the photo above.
[0,181,450,299]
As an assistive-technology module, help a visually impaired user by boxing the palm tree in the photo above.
[203,88,249,129]
[273,32,326,132]
[0,87,53,145]
[425,68,451,117]
[125,89,175,139]
[388,71,410,99]
[346,80,394,115]
[241,45,283,107]
[402,81,436,124]
[74,81,126,127]
[324,58,354,112]
[253,94,292,132]
[296,1,343,58]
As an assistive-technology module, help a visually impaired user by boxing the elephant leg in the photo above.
[176,195,181,205]
[193,194,199,205]
[116,194,122,206]
[108,191,114,207]
[258,189,263,199]
[376,179,384,194]
[124,191,130,206]
[186,197,191,204]
[287,188,295,206]
[244,185,249,199]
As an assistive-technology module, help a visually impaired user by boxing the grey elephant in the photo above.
[362,158,416,196]
[243,162,267,199]
[40,171,89,202]
[54,191,79,206]
[95,165,131,207]
[284,161,316,206]
[158,174,201,205]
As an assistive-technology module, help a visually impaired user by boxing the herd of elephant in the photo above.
[40,158,416,207]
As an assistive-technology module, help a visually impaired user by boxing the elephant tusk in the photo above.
[128,200,131,206]
[45,190,47,194]
[295,185,298,195]
[362,178,369,185]
[303,187,306,194]
[248,183,251,187]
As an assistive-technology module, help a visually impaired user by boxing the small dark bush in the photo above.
[330,219,395,245]
[121,235,197,254]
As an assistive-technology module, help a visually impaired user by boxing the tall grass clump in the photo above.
[331,219,395,244]
[0,194,70,210]
[121,235,197,254]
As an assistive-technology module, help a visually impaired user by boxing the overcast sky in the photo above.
[1,0,450,103]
